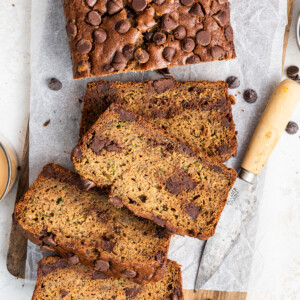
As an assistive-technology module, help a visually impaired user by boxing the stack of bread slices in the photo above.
[14,78,237,299]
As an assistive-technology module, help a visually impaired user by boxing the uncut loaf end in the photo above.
[14,164,171,285]
[72,104,237,240]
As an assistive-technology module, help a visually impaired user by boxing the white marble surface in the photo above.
[0,1,299,299]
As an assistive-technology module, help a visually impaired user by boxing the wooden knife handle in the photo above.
[241,79,300,175]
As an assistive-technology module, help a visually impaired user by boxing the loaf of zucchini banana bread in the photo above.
[14,164,171,285]
[72,103,237,239]
[80,78,237,162]
[32,257,183,300]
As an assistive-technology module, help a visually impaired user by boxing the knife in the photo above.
[195,78,300,291]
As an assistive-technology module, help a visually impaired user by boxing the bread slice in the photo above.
[80,78,237,162]
[32,257,183,300]
[14,164,171,285]
[72,104,237,239]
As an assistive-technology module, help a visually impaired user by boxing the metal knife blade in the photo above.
[194,175,257,291]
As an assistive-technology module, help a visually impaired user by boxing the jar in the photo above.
[0,135,18,202]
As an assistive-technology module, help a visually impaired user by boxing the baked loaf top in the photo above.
[72,104,237,239]
[14,164,171,285]
[63,0,236,79]
[32,257,183,300]
[80,78,237,162]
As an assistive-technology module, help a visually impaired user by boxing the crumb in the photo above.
[17,166,21,171]
[12,4,15,7]
[241,109,245,112]
[43,119,50,127]
[22,284,24,287]
[238,91,241,94]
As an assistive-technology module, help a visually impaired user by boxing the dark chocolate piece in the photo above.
[243,89,258,103]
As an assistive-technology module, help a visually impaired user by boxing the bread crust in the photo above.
[14,164,171,285]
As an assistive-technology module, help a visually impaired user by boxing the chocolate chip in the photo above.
[226,76,240,89]
[66,22,77,39]
[103,240,115,252]
[213,10,229,26]
[152,215,166,227]
[103,64,114,72]
[122,45,135,59]
[208,164,222,172]
[134,48,149,63]
[40,245,54,253]
[48,78,62,91]
[106,141,122,152]
[121,269,137,278]
[225,26,234,41]
[189,3,204,16]
[90,138,106,154]
[125,288,139,298]
[287,66,299,78]
[186,54,200,65]
[87,10,102,26]
[71,145,82,160]
[115,20,131,33]
[196,30,211,46]
[77,39,92,53]
[181,38,195,52]
[211,46,225,60]
[86,0,97,5]
[185,203,201,220]
[43,234,56,247]
[95,260,110,271]
[112,52,127,71]
[144,32,153,42]
[155,251,165,262]
[108,196,124,208]
[174,25,186,40]
[285,121,299,134]
[180,0,194,6]
[106,0,123,14]
[94,29,107,43]
[82,179,96,191]
[243,89,258,103]
[163,47,175,62]
[54,260,68,269]
[153,32,166,45]
[111,105,135,121]
[41,264,53,276]
[60,290,69,298]
[166,174,196,194]
[161,14,176,31]
[153,0,165,3]
[92,270,110,279]
[153,78,174,93]
[132,0,147,11]
[68,255,79,265]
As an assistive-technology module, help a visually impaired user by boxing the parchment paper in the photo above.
[27,0,287,291]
